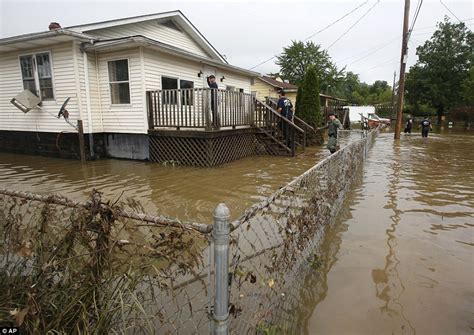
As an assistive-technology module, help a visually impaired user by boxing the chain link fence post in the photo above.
[212,203,230,334]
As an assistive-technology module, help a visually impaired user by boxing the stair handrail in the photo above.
[256,99,305,134]
[265,97,314,132]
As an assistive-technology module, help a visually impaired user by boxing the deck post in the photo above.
[212,203,230,335]
[146,92,154,129]
[77,120,86,164]
[205,89,212,131]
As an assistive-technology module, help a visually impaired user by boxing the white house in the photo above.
[0,10,259,160]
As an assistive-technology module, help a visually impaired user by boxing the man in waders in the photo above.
[276,90,294,147]
[326,112,343,154]
[420,116,432,138]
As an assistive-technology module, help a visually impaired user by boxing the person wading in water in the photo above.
[326,112,343,154]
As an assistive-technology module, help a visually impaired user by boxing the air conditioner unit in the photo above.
[10,89,41,113]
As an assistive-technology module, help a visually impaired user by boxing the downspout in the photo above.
[94,51,104,133]
[82,49,95,158]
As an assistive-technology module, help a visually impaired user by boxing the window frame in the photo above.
[107,58,132,106]
[18,50,55,101]
[161,76,195,106]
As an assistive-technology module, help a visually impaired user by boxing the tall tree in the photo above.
[405,17,473,123]
[276,41,335,86]
[298,65,322,127]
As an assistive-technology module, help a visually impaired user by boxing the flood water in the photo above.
[0,132,360,223]
[300,130,474,334]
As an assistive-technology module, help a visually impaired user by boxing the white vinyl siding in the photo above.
[84,52,103,133]
[85,20,210,58]
[96,48,145,134]
[0,42,84,133]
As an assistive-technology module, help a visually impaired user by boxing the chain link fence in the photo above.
[0,129,377,334]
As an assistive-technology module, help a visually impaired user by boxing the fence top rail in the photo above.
[229,127,379,231]
[0,188,212,234]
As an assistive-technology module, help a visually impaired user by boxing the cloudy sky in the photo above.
[1,0,472,84]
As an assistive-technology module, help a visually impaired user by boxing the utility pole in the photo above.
[391,71,397,120]
[394,0,410,140]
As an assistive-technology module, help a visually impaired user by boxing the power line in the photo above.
[248,1,369,70]
[407,0,424,42]
[327,0,381,50]
[439,0,463,24]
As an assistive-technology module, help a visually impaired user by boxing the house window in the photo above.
[161,77,194,105]
[108,59,130,104]
[19,52,54,100]
[180,79,194,106]
[162,76,178,104]
[226,85,235,91]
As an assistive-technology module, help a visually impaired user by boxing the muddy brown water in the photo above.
[298,130,474,335]
[0,132,361,222]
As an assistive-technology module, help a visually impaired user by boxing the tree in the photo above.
[295,86,302,112]
[405,17,473,123]
[276,41,335,86]
[298,65,321,127]
[461,66,474,106]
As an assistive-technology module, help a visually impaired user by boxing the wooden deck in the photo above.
[146,88,308,166]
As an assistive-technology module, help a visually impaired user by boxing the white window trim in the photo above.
[18,50,56,101]
[107,58,132,106]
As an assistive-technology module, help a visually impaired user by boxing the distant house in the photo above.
[251,76,346,111]
[0,10,259,161]
[252,76,298,106]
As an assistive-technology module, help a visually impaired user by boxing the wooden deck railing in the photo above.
[147,88,255,130]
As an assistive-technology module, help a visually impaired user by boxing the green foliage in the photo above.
[295,86,302,111]
[298,65,321,127]
[461,66,474,105]
[405,17,473,121]
[404,103,436,117]
[276,40,342,88]
[275,41,394,106]
[448,106,474,123]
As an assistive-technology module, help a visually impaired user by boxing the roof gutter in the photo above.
[83,36,259,77]
[0,29,97,46]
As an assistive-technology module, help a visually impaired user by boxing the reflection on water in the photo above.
[0,132,360,222]
[303,131,474,334]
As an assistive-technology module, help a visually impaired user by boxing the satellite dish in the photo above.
[58,97,71,120]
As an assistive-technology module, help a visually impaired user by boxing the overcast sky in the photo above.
[1,0,472,84]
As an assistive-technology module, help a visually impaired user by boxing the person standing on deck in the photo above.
[207,75,219,129]
[420,116,432,138]
[326,112,343,154]
[276,90,294,147]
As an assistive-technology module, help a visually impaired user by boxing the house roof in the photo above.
[0,29,96,53]
[258,76,299,91]
[66,10,227,63]
[82,36,259,77]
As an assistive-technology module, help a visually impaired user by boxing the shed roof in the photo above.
[258,76,298,91]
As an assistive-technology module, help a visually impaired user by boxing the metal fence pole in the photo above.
[212,203,230,335]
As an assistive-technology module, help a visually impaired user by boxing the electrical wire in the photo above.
[439,0,463,24]
[407,0,424,43]
[327,0,381,50]
[248,1,369,70]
